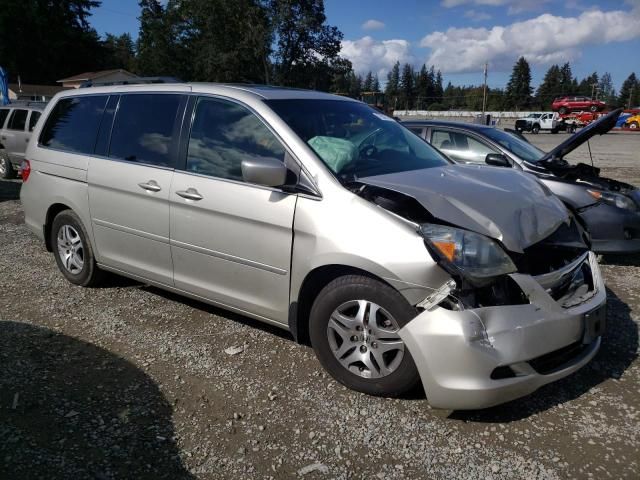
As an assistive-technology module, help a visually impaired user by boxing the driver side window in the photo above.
[430,129,497,164]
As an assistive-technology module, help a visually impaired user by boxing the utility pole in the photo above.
[591,83,599,100]
[481,62,488,115]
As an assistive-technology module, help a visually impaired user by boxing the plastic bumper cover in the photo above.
[399,252,606,410]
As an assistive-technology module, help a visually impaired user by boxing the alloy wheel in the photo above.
[56,225,85,274]
[327,300,405,379]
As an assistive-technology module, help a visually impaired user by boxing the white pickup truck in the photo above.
[514,112,559,134]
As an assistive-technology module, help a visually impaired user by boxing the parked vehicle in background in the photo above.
[623,114,640,129]
[20,84,606,410]
[515,112,559,134]
[0,102,45,178]
[551,96,606,114]
[404,109,640,254]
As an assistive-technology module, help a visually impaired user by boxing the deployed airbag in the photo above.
[308,136,357,173]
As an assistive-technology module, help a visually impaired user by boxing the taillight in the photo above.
[20,159,31,182]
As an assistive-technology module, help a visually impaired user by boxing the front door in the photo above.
[4,109,29,163]
[430,128,498,164]
[88,93,187,285]
[170,96,297,323]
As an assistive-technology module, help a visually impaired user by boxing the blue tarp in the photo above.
[0,67,10,105]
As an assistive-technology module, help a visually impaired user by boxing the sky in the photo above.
[91,0,640,91]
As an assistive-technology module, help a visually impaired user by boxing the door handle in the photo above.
[176,188,203,201]
[138,180,162,192]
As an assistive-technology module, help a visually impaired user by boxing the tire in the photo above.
[532,124,540,134]
[589,105,598,112]
[309,275,420,397]
[0,150,15,179]
[551,128,558,134]
[51,210,103,287]
[630,121,639,130]
[559,107,568,115]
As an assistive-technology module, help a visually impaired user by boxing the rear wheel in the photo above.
[630,121,639,130]
[559,107,568,115]
[532,124,540,134]
[309,275,420,397]
[589,105,598,112]
[0,150,15,179]
[51,210,103,287]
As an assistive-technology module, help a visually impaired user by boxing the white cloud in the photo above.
[340,36,413,79]
[421,8,640,73]
[464,9,492,21]
[362,19,385,31]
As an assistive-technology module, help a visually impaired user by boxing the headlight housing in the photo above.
[588,190,637,211]
[421,224,517,284]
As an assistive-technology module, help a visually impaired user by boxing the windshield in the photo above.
[482,128,546,163]
[265,99,449,179]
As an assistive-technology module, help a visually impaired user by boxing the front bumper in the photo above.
[582,201,640,254]
[399,252,606,410]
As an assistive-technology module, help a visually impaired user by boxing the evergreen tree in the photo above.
[618,73,639,108]
[385,62,401,109]
[136,0,179,77]
[598,72,616,106]
[399,63,414,109]
[536,64,561,108]
[269,0,344,90]
[559,62,575,94]
[415,65,429,110]
[434,70,444,103]
[0,0,104,84]
[505,57,532,109]
[362,71,374,92]
[577,72,599,98]
[103,33,136,71]
[372,75,381,93]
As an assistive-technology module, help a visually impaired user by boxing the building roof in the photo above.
[57,69,138,83]
[9,83,68,96]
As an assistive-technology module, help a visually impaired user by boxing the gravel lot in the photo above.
[1,131,639,479]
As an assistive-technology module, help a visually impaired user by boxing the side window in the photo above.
[408,127,423,136]
[431,129,497,164]
[28,111,41,132]
[109,94,183,168]
[0,109,9,129]
[8,109,28,131]
[187,97,285,182]
[39,96,108,154]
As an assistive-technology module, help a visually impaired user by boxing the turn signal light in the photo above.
[20,159,31,182]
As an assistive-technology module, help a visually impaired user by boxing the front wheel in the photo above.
[559,107,568,115]
[51,210,103,287]
[630,121,639,130]
[0,150,15,179]
[309,275,420,397]
[589,105,598,112]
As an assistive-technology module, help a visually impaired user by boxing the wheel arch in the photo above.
[288,264,398,345]
[44,203,73,251]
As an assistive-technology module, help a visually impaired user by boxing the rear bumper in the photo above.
[399,252,606,410]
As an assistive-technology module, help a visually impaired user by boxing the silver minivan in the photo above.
[20,84,606,409]
[0,103,44,178]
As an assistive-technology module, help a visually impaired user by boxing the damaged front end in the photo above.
[351,179,606,410]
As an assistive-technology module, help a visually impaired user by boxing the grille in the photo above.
[528,342,586,375]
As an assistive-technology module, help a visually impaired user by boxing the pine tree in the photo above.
[505,57,532,110]
[362,71,374,92]
[598,72,616,106]
[399,63,414,110]
[385,62,401,108]
[559,62,574,94]
[618,73,639,108]
[372,75,381,93]
[536,64,561,108]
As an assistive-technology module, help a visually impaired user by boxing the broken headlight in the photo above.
[587,190,637,212]
[420,224,516,284]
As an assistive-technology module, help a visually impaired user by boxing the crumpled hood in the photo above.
[360,164,570,253]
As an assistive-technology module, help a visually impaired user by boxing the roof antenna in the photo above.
[587,139,594,168]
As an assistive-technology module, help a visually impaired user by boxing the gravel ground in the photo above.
[1,132,639,479]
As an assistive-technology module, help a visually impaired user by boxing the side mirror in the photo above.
[241,157,289,187]
[485,153,511,168]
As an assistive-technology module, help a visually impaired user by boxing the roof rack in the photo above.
[79,77,182,88]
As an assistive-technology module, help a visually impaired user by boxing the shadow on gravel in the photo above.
[142,285,296,343]
[0,321,194,479]
[449,287,637,422]
[0,179,20,202]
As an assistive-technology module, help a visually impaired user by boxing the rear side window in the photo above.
[8,109,28,131]
[28,111,41,132]
[186,97,285,181]
[109,94,183,168]
[39,96,108,154]
[0,109,9,128]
